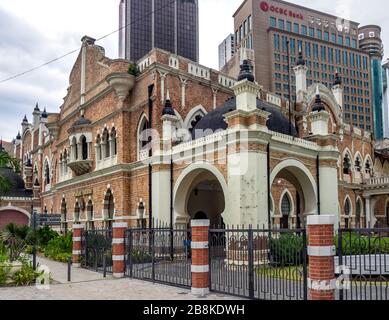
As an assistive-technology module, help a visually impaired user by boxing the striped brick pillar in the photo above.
[307,215,336,300]
[72,224,85,267]
[112,222,128,278]
[191,219,210,296]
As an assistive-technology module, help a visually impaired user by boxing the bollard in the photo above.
[103,250,107,278]
[67,257,72,282]
[72,224,85,268]
[112,223,128,278]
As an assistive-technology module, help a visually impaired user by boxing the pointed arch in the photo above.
[364,154,373,175]
[344,196,353,216]
[354,152,363,173]
[374,158,383,176]
[137,113,150,160]
[184,105,208,131]
[342,149,352,176]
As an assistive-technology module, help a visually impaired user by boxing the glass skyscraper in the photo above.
[119,0,199,62]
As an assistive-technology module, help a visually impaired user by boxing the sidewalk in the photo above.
[36,256,111,284]
[0,257,242,300]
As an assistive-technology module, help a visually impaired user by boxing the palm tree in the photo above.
[0,223,32,262]
[0,150,20,193]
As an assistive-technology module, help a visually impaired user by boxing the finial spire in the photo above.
[312,85,325,112]
[296,48,305,66]
[334,69,342,86]
[162,91,175,116]
[238,49,254,82]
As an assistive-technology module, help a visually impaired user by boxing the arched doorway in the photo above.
[174,163,227,228]
[271,160,317,229]
[0,207,30,230]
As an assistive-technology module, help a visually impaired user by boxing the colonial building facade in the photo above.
[5,36,389,231]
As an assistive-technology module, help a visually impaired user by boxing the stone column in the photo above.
[72,224,85,268]
[112,222,127,278]
[365,196,371,228]
[191,219,210,297]
[307,215,336,300]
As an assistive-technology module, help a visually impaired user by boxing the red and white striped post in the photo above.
[191,219,210,296]
[112,222,128,278]
[72,224,85,268]
[307,215,336,300]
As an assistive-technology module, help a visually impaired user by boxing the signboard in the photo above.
[32,213,62,227]
[260,1,304,20]
[75,189,93,198]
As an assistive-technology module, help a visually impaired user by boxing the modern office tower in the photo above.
[383,59,389,138]
[359,25,384,139]
[218,34,235,70]
[224,0,381,132]
[118,0,199,62]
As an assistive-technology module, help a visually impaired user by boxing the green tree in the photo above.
[0,223,32,262]
[0,150,20,193]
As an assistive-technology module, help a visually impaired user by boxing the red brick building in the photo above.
[8,36,388,231]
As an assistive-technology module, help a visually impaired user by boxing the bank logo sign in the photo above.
[260,1,304,20]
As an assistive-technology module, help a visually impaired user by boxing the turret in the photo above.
[332,70,343,107]
[293,49,308,103]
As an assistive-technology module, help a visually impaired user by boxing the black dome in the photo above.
[71,115,92,128]
[0,168,32,198]
[192,97,297,139]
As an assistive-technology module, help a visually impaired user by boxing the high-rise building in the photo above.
[119,0,199,62]
[383,59,389,138]
[359,25,384,139]
[223,0,382,133]
[218,34,235,70]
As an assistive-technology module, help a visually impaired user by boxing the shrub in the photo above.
[44,233,72,262]
[130,250,152,264]
[12,261,43,287]
[0,224,33,262]
[335,232,389,255]
[0,264,11,286]
[128,63,140,76]
[268,233,305,266]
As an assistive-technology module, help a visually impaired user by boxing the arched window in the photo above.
[280,193,291,229]
[44,160,50,185]
[281,194,291,216]
[189,115,204,134]
[355,156,361,172]
[365,159,372,174]
[356,199,362,228]
[343,154,351,175]
[61,200,68,234]
[72,137,78,161]
[63,149,68,174]
[104,189,114,229]
[111,128,117,156]
[81,136,88,160]
[344,198,351,228]
[103,129,110,158]
[87,200,94,230]
[96,135,102,161]
[74,202,80,223]
[139,116,149,149]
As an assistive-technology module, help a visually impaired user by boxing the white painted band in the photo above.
[308,246,336,257]
[191,220,210,227]
[112,255,125,261]
[72,224,85,230]
[191,241,209,249]
[113,222,128,229]
[72,250,81,255]
[307,215,335,226]
[113,273,125,278]
[73,237,82,242]
[191,265,209,273]
[307,278,337,291]
[112,238,125,244]
[191,288,209,296]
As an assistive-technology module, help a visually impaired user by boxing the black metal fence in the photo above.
[336,228,389,300]
[209,227,308,300]
[125,227,191,288]
[81,229,113,274]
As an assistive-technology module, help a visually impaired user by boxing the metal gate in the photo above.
[336,228,389,300]
[125,227,191,288]
[209,227,308,300]
[81,229,113,274]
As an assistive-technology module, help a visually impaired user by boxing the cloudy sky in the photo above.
[0,0,388,142]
